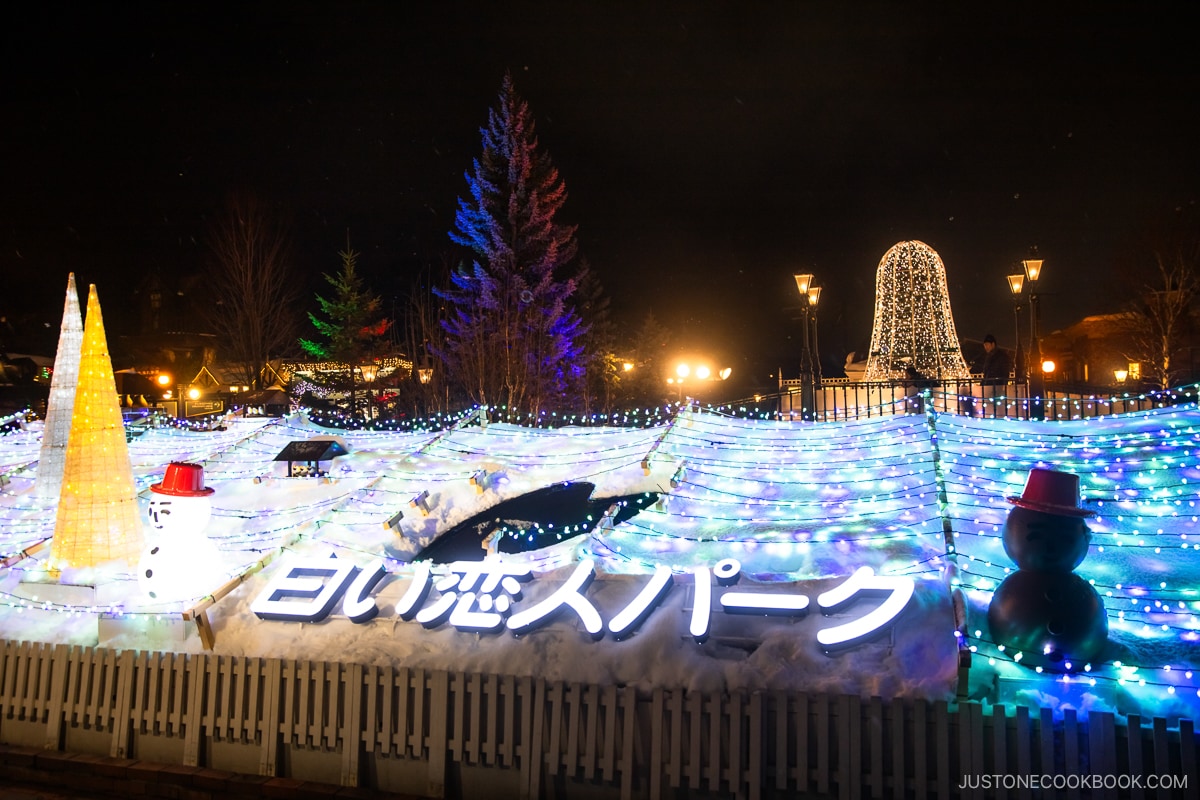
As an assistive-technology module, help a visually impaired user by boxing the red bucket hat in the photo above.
[1007,468,1094,517]
[151,462,215,497]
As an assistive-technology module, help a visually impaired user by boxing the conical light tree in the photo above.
[48,285,143,570]
[863,241,971,381]
[35,273,83,500]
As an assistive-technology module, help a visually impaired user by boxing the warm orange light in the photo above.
[1006,274,1025,295]
[1041,359,1056,374]
[1114,369,1128,383]
[793,273,813,296]
[187,387,201,400]
[156,373,172,386]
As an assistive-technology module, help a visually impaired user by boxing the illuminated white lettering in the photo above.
[816,567,914,649]
[608,566,673,639]
[251,557,357,623]
[507,560,603,638]
[342,559,387,623]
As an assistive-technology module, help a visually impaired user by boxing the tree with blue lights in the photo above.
[437,73,585,416]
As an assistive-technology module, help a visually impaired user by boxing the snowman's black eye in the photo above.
[151,547,159,555]
[144,569,153,578]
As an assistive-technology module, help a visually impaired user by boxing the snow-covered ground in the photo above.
[0,404,1196,723]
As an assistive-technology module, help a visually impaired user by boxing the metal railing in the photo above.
[773,377,1193,422]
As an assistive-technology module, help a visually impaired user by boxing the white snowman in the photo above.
[138,462,225,603]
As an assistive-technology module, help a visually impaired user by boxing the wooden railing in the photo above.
[1,640,1193,798]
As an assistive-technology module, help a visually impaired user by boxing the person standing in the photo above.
[975,335,1011,382]
[973,334,1011,416]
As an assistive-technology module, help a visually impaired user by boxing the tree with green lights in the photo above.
[437,73,587,417]
[299,247,390,417]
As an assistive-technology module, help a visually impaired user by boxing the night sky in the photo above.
[4,3,1198,387]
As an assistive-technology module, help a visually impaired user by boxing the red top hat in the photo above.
[1007,468,1094,517]
[151,462,215,497]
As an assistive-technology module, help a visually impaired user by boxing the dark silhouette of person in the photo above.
[974,334,1011,385]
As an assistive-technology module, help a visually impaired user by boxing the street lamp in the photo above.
[1006,272,1026,379]
[667,359,730,402]
[1023,249,1045,420]
[359,363,379,419]
[794,273,822,421]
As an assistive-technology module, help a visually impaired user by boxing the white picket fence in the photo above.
[0,639,1194,798]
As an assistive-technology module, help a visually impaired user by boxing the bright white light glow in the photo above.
[816,567,914,649]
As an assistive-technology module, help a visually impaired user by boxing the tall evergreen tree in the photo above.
[299,247,390,417]
[573,258,620,415]
[436,73,585,416]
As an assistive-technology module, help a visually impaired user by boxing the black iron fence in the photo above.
[773,377,1197,423]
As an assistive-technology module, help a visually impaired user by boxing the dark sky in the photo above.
[4,2,1198,385]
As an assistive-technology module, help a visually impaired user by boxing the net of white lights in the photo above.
[3,394,1200,720]
[862,241,971,382]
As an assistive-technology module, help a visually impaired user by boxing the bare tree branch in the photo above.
[204,194,301,389]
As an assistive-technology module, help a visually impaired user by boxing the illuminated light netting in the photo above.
[929,404,1200,717]
[3,395,1200,720]
[863,241,971,381]
[305,403,680,431]
[48,285,143,570]
[35,273,83,500]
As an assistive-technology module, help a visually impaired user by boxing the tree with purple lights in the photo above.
[437,73,585,416]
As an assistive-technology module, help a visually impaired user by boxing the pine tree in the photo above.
[299,247,390,417]
[436,73,585,417]
[622,312,675,406]
[573,259,619,415]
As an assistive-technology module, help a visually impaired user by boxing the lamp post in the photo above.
[1006,272,1026,381]
[808,285,823,385]
[359,362,379,420]
[794,274,822,421]
[1023,250,1045,420]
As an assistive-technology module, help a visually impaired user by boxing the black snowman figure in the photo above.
[987,468,1108,669]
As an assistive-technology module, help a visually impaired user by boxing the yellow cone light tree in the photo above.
[48,284,143,570]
